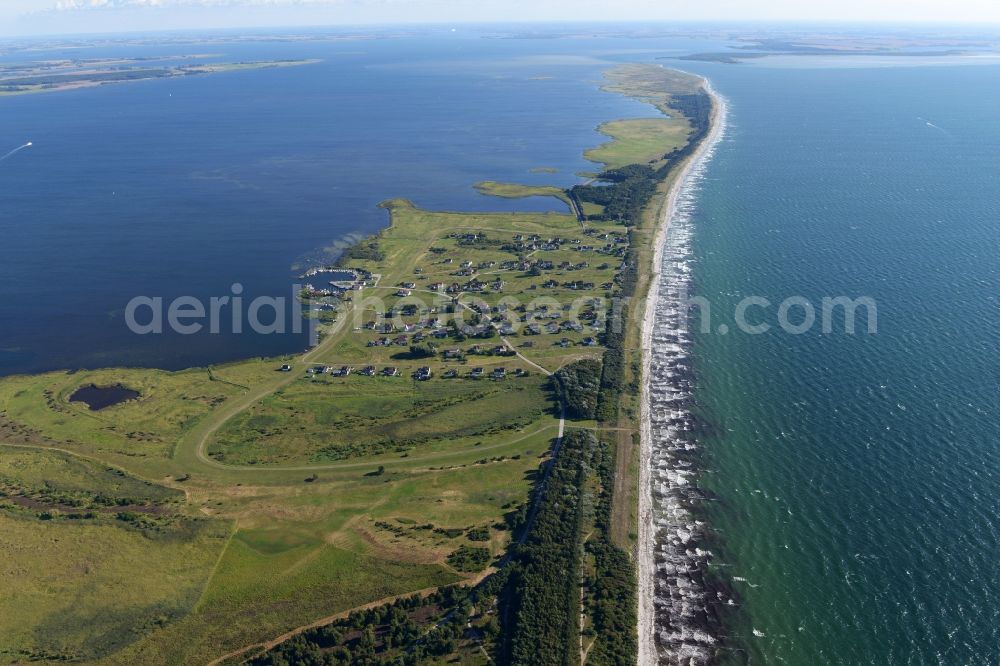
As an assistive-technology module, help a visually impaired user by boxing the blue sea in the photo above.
[663,58,1000,664]
[2,27,999,665]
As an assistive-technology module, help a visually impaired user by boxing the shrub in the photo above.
[551,359,602,420]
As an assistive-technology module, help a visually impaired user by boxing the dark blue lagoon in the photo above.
[0,30,713,375]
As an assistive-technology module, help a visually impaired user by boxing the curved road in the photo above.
[177,286,565,476]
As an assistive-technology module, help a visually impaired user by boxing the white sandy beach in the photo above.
[637,75,728,666]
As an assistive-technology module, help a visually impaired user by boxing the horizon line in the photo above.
[4,18,1000,41]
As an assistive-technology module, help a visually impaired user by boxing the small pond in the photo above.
[69,384,140,411]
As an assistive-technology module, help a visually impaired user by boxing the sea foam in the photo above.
[645,89,728,665]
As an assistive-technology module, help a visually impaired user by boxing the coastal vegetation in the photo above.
[499,430,638,666]
[239,429,639,666]
[209,375,548,464]
[0,58,319,97]
[474,180,574,209]
[498,429,592,665]
[584,118,689,170]
[552,359,602,420]
[0,63,710,664]
[0,445,225,663]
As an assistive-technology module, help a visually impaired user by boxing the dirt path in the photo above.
[609,423,637,549]
[211,587,415,665]
[501,336,552,376]
[176,311,352,469]
[205,569,494,666]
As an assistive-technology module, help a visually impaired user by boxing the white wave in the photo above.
[641,80,730,665]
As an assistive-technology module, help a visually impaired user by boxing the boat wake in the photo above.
[0,141,32,164]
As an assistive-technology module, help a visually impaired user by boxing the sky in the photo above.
[3,0,1000,37]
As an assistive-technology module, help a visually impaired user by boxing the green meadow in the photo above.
[473,180,574,208]
[585,117,690,169]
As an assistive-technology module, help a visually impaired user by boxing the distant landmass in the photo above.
[674,34,991,63]
[0,56,320,96]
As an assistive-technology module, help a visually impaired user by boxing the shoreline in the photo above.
[0,62,726,663]
[637,75,728,665]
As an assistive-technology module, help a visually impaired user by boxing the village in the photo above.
[290,211,632,384]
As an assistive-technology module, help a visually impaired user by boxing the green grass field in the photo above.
[584,117,691,170]
[0,445,229,664]
[0,511,228,663]
[473,180,573,208]
[209,374,550,465]
[0,367,245,463]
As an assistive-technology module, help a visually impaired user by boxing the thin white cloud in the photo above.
[12,0,1000,32]
[53,0,353,9]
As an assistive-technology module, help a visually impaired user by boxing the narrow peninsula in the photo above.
[0,63,719,665]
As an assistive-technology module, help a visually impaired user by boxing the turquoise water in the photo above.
[681,62,1000,663]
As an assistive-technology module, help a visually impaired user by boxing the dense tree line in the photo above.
[407,343,437,359]
[664,93,711,146]
[551,359,602,420]
[585,441,638,665]
[496,430,597,666]
[570,165,657,227]
[446,545,492,572]
[249,586,477,666]
[567,90,712,229]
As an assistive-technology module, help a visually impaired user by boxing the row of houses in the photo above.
[581,229,629,243]
[504,232,627,255]
[442,345,514,360]
[306,365,354,377]
[523,321,589,335]
[541,260,591,271]
[540,279,596,290]
[422,366,526,381]
[290,362,532,382]
[444,278,504,294]
[446,366,524,380]
[368,335,413,347]
[304,364,400,377]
